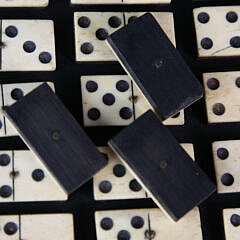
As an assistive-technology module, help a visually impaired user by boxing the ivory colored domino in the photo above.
[0,0,48,7]
[203,71,240,123]
[194,6,240,57]
[0,215,19,240]
[212,140,240,193]
[223,208,240,240]
[1,20,56,71]
[95,208,202,240]
[94,144,194,200]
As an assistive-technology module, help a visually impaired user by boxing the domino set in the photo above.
[0,1,240,240]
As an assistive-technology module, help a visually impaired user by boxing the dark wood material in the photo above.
[107,13,203,120]
[109,110,216,221]
[3,83,107,195]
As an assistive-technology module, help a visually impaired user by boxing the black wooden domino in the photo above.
[109,110,216,221]
[3,83,107,195]
[107,13,203,120]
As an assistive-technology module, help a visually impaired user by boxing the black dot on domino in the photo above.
[207,78,220,90]
[108,16,122,28]
[100,217,113,230]
[11,88,24,101]
[0,154,11,166]
[96,28,109,41]
[197,12,210,24]
[0,185,12,198]
[201,38,213,50]
[0,119,3,129]
[88,108,100,121]
[129,179,142,192]
[99,180,112,193]
[230,36,240,48]
[217,148,229,160]
[131,216,144,229]
[226,11,238,23]
[221,173,234,186]
[171,112,180,119]
[117,230,131,240]
[78,16,91,28]
[128,16,138,24]
[119,107,132,120]
[212,103,225,116]
[113,164,126,177]
[4,222,18,235]
[23,41,36,53]
[231,214,240,227]
[116,80,129,92]
[235,77,240,88]
[32,169,45,182]
[103,93,115,106]
[81,42,94,54]
[86,80,98,93]
[5,26,18,38]
[39,52,52,64]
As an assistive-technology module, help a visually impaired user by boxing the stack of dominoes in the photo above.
[0,12,217,240]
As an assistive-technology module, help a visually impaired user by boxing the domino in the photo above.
[74,12,124,62]
[2,82,54,136]
[107,13,203,120]
[0,151,14,202]
[0,214,74,240]
[81,75,184,126]
[223,208,240,240]
[212,140,240,193]
[123,0,171,3]
[109,110,215,221]
[74,12,175,63]
[94,144,194,200]
[1,20,56,71]
[0,215,19,240]
[194,6,240,57]
[203,71,240,123]
[3,83,107,195]
[81,75,134,126]
[95,208,202,240]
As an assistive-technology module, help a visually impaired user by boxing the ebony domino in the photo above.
[3,83,107,195]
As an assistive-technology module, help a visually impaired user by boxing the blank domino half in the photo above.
[74,12,175,62]
[212,140,240,193]
[94,144,195,200]
[203,71,240,123]
[1,20,56,71]
[194,6,240,57]
[0,150,67,202]
[223,208,240,240]
[71,0,171,4]
[81,75,184,126]
[0,214,74,240]
[95,208,202,240]
[2,82,54,136]
[0,0,48,7]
